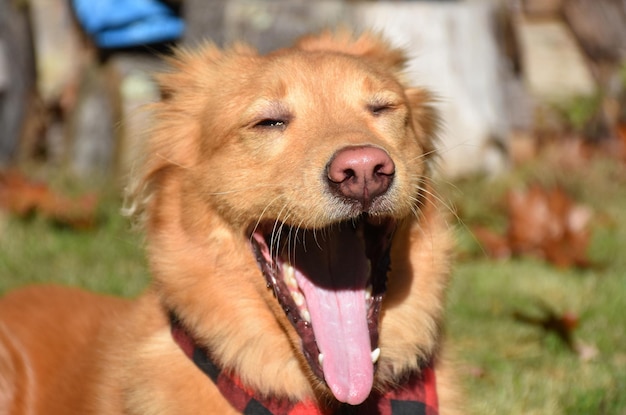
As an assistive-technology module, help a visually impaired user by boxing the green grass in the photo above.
[441,156,626,415]
[0,155,625,414]
[0,192,149,297]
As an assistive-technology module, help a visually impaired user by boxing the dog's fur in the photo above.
[0,31,458,414]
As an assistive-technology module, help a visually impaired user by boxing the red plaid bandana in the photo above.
[171,316,438,415]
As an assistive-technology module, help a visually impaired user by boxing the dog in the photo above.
[0,30,458,414]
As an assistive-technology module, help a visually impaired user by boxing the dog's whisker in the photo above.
[290,218,306,265]
[407,147,439,163]
[417,176,484,252]
[249,195,284,244]
[269,203,291,266]
[275,211,293,259]
[154,152,191,169]
[312,228,323,252]
[415,176,459,220]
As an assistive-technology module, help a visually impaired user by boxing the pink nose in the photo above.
[326,146,395,210]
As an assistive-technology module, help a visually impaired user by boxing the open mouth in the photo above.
[249,214,395,405]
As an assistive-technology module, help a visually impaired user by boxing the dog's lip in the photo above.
[248,214,394,404]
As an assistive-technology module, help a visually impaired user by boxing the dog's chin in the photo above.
[248,213,395,405]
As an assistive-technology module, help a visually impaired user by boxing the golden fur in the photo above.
[0,30,459,414]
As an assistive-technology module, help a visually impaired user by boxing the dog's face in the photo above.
[136,31,446,406]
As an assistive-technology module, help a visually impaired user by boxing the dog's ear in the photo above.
[296,29,407,74]
[155,42,257,99]
[155,43,222,99]
[405,88,439,161]
[126,41,262,227]
[125,42,258,226]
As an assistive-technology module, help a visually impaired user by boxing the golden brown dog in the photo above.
[0,30,457,414]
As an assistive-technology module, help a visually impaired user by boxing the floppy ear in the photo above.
[405,88,440,161]
[155,41,257,99]
[295,29,407,74]
[125,42,239,224]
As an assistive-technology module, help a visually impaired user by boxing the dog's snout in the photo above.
[327,146,395,210]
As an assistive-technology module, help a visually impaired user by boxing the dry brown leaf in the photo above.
[508,184,592,268]
[0,170,98,230]
[470,225,511,259]
[513,303,580,352]
[473,183,592,268]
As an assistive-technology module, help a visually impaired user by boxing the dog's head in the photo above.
[131,30,448,406]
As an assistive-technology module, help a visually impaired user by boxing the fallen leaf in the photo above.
[617,122,626,143]
[473,183,593,268]
[0,170,98,230]
[508,184,592,268]
[0,170,49,216]
[470,225,511,259]
[513,302,580,352]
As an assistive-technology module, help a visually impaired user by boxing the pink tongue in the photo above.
[292,226,373,405]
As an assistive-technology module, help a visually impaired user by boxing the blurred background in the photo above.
[0,0,625,414]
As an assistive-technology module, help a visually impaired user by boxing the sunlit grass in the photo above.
[0,191,149,297]
[443,156,626,415]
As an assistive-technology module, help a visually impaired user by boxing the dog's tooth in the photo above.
[287,275,298,289]
[283,263,297,288]
[318,353,324,366]
[365,285,372,300]
[371,348,381,364]
[301,309,311,323]
[292,291,304,307]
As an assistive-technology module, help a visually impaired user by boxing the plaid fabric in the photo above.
[171,317,438,415]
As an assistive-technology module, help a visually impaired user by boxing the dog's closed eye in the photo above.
[248,100,292,131]
[368,103,395,116]
[254,118,288,128]
[367,94,401,117]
